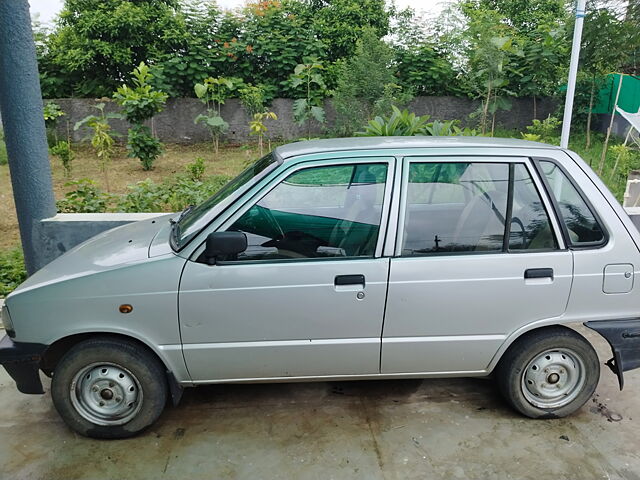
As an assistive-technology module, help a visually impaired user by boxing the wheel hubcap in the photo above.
[521,348,586,409]
[70,362,143,426]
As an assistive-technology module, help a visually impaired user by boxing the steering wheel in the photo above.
[510,216,527,249]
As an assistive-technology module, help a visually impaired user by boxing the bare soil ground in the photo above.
[0,143,256,250]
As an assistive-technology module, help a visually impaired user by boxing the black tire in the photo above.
[51,337,168,439]
[496,326,599,418]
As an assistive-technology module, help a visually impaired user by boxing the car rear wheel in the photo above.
[496,326,600,418]
[51,337,167,439]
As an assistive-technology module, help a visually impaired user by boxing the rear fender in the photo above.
[585,319,640,390]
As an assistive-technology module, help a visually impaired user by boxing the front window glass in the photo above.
[220,163,388,262]
[402,162,509,254]
[173,153,277,249]
[539,160,605,246]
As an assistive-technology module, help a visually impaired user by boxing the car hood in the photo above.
[11,215,173,295]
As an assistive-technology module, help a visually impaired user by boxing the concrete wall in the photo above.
[51,96,559,144]
[39,213,165,268]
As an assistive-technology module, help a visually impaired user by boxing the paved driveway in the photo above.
[0,331,639,480]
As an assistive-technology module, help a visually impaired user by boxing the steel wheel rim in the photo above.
[70,362,143,426]
[521,348,586,409]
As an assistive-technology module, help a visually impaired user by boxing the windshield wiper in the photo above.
[169,204,195,225]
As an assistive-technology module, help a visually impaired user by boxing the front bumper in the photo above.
[585,319,640,390]
[0,335,46,394]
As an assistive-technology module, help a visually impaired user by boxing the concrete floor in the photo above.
[1,331,639,480]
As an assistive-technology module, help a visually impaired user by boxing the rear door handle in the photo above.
[524,268,554,280]
[335,274,365,286]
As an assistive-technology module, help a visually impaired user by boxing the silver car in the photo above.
[1,137,639,438]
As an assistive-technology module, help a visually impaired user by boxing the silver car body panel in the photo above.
[4,137,640,386]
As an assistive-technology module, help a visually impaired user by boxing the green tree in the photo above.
[74,103,121,190]
[513,23,568,118]
[113,62,168,171]
[194,76,240,154]
[462,5,523,134]
[40,0,185,97]
[293,0,391,61]
[291,58,327,139]
[579,7,630,147]
[332,28,410,136]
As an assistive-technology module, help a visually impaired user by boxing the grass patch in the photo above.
[0,131,7,166]
[0,247,26,297]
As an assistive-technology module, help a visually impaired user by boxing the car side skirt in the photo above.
[180,370,490,385]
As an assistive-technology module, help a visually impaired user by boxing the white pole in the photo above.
[560,0,587,149]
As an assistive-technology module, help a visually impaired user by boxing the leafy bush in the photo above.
[525,116,562,143]
[49,140,75,177]
[356,106,431,136]
[186,157,206,182]
[56,179,111,213]
[0,247,26,297]
[113,62,167,170]
[116,179,169,213]
[126,125,163,171]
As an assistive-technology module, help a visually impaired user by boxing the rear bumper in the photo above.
[0,335,46,394]
[585,319,640,390]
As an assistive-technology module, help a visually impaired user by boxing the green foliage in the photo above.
[126,125,163,171]
[249,111,278,156]
[74,102,120,189]
[0,247,27,298]
[116,178,168,212]
[0,131,7,166]
[186,157,206,182]
[56,179,111,213]
[193,76,239,153]
[116,173,230,213]
[113,63,168,124]
[525,115,561,142]
[291,58,327,139]
[49,140,75,177]
[38,0,185,97]
[356,106,431,136]
[43,102,65,127]
[239,84,268,117]
[114,62,167,170]
[331,28,411,136]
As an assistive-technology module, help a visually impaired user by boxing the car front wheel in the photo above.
[51,337,167,439]
[496,326,600,418]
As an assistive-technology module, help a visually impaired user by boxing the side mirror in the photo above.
[204,231,247,265]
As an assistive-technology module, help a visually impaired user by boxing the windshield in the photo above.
[171,153,278,250]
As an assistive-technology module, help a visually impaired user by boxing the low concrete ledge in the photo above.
[40,212,167,268]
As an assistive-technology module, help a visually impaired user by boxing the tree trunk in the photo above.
[586,77,596,151]
[598,75,625,175]
[533,95,537,121]
[481,82,492,135]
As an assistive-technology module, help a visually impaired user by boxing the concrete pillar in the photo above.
[0,0,56,274]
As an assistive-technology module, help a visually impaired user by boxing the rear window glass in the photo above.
[539,160,605,246]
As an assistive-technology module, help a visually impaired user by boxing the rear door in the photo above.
[381,156,573,374]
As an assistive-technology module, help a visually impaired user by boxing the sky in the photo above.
[29,0,452,24]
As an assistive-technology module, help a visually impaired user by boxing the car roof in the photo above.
[274,136,559,160]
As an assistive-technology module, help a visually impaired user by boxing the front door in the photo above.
[382,157,573,374]
[179,158,394,381]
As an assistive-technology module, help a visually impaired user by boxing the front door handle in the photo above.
[335,274,365,287]
[524,268,554,280]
